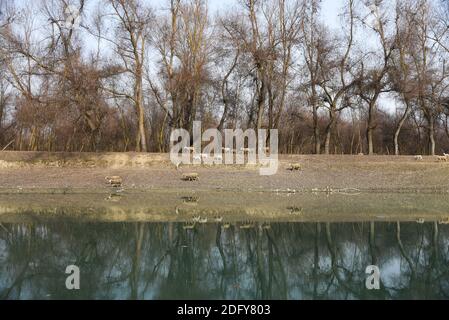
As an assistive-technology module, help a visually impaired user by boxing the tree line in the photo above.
[0,0,449,155]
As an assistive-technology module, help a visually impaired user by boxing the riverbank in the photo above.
[1,151,449,193]
[1,191,449,223]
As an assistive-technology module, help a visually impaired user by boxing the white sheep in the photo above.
[240,147,255,153]
[183,147,195,153]
[414,155,423,161]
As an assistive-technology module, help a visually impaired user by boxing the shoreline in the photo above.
[2,152,449,222]
[1,191,449,223]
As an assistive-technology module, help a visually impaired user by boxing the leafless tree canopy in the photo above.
[0,0,448,155]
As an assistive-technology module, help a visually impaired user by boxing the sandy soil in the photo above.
[1,152,449,193]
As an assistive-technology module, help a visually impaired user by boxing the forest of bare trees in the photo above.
[0,0,448,155]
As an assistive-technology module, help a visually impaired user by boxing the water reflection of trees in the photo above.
[0,221,448,300]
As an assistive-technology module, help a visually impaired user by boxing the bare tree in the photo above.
[302,0,322,154]
[317,0,359,154]
[356,1,396,155]
[106,0,154,152]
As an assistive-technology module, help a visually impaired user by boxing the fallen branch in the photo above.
[1,140,14,151]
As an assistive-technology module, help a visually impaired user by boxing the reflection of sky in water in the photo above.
[0,222,448,300]
[381,257,402,288]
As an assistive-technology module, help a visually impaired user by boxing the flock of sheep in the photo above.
[105,152,448,188]
[182,146,271,163]
[414,153,449,162]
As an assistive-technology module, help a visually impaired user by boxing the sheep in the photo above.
[437,156,447,162]
[192,153,211,164]
[214,154,223,162]
[105,176,122,187]
[222,147,231,153]
[183,147,195,153]
[201,153,214,165]
[181,196,199,204]
[414,155,423,161]
[182,173,199,181]
[287,206,303,214]
[288,163,302,171]
[240,147,255,154]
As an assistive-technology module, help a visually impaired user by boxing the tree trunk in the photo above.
[324,128,331,155]
[312,102,320,154]
[256,74,267,130]
[367,102,376,155]
[367,127,374,155]
[135,65,147,152]
[324,108,335,155]
[394,102,410,156]
[428,116,435,156]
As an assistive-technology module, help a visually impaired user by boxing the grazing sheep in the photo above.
[416,218,425,224]
[222,147,231,153]
[183,147,195,153]
[414,155,423,161]
[105,176,122,187]
[181,196,199,204]
[240,147,255,153]
[287,206,303,215]
[437,156,447,162]
[439,218,449,225]
[357,153,364,156]
[193,154,202,162]
[214,154,223,162]
[288,163,302,171]
[174,162,182,170]
[182,173,199,181]
[214,216,223,223]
